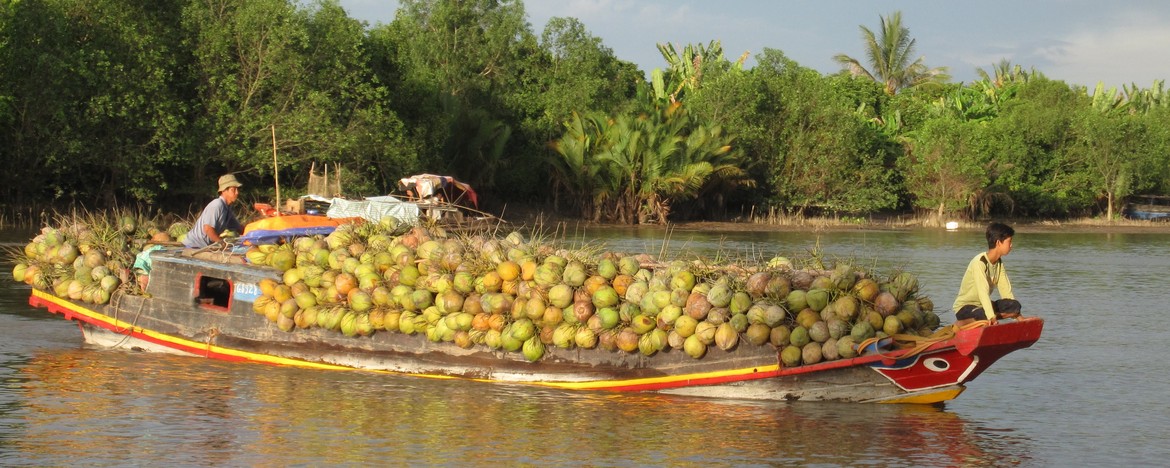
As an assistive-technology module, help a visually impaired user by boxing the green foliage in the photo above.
[833,11,950,95]
[1,0,1168,225]
[550,103,750,224]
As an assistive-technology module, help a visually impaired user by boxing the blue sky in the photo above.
[336,0,1170,91]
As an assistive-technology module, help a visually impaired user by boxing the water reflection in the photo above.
[0,345,1036,466]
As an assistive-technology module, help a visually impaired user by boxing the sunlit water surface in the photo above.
[1,227,1167,466]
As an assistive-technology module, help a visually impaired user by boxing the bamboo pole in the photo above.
[271,124,280,210]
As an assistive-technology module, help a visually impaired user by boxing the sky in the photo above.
[335,0,1170,91]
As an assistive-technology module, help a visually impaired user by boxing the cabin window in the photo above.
[195,274,232,311]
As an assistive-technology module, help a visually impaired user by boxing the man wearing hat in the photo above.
[184,174,246,249]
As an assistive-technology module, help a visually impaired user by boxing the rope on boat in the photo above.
[106,288,148,348]
[857,320,992,360]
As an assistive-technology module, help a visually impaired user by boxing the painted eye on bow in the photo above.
[923,358,950,372]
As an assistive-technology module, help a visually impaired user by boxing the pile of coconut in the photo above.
[244,221,940,366]
[10,212,941,367]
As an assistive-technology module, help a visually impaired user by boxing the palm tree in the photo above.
[833,11,950,95]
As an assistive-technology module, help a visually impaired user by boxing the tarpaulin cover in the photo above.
[325,196,420,223]
[238,214,354,245]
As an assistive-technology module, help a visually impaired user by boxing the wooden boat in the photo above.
[26,246,1044,404]
[1124,194,1170,221]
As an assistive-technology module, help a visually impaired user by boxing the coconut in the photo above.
[728,292,752,315]
[611,274,634,296]
[638,331,662,356]
[780,345,802,367]
[673,315,698,338]
[630,314,656,335]
[615,328,640,353]
[574,327,598,349]
[874,291,899,316]
[745,272,770,298]
[684,293,712,321]
[624,281,648,304]
[728,313,749,333]
[694,321,717,345]
[765,276,791,299]
[714,323,739,351]
[683,334,707,359]
[850,321,876,342]
[522,337,544,361]
[618,256,640,276]
[883,315,903,336]
[805,289,831,312]
[795,308,820,329]
[657,305,683,329]
[706,307,729,325]
[801,342,823,365]
[790,270,813,290]
[573,299,594,325]
[745,323,771,346]
[670,270,696,292]
[852,278,880,302]
[821,337,840,361]
[706,283,733,308]
[808,321,830,343]
[547,284,573,309]
[831,264,856,291]
[553,324,576,348]
[831,296,860,321]
[562,261,587,287]
[837,336,858,358]
[596,307,620,330]
[789,325,810,348]
[592,286,619,309]
[786,289,807,312]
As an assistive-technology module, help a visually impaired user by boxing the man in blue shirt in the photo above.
[184,174,245,248]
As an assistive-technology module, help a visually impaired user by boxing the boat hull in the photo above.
[27,251,1044,404]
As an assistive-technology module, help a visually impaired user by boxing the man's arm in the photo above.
[202,223,222,244]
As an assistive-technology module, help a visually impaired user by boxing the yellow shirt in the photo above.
[952,252,1014,320]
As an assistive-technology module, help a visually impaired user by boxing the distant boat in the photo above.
[1125,195,1170,221]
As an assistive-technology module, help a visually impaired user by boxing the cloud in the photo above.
[1038,21,1170,89]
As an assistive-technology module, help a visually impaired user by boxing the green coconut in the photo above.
[805,288,831,312]
[562,261,587,287]
[706,283,733,308]
[780,345,803,367]
[670,270,696,292]
[883,315,903,336]
[789,325,810,348]
[592,286,620,309]
[837,336,858,358]
[683,334,707,359]
[795,308,820,329]
[728,292,752,315]
[522,337,545,362]
[850,321,876,342]
[786,289,808,312]
[574,327,598,349]
[728,312,749,333]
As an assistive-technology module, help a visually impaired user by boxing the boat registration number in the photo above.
[234,282,262,303]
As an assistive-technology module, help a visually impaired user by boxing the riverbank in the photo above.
[499,208,1170,235]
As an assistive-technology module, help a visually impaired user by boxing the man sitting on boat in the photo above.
[953,222,1022,326]
[184,174,245,249]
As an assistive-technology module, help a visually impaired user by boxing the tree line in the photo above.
[2,0,1167,222]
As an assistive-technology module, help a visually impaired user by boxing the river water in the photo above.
[1,226,1167,466]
